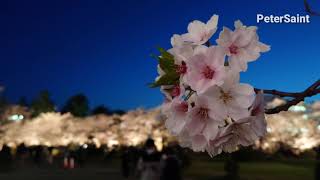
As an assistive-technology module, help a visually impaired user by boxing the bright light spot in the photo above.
[83,144,88,149]
[267,127,272,132]
[289,105,306,112]
[8,114,24,121]
[108,140,119,148]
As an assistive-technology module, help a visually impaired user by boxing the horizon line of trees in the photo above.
[0,90,126,118]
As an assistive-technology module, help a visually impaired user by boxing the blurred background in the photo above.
[1,0,320,179]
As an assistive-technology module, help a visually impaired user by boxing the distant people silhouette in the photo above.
[121,147,130,178]
[160,146,182,180]
[137,138,161,180]
[0,145,12,172]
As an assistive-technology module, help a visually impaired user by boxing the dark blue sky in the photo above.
[1,0,320,110]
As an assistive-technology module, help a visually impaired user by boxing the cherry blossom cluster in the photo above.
[152,15,270,157]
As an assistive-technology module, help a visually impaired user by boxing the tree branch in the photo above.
[255,79,320,114]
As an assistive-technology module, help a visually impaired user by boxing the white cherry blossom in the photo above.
[182,15,219,45]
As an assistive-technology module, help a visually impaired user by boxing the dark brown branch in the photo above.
[264,90,319,114]
[204,41,211,47]
[254,89,301,97]
[255,79,320,114]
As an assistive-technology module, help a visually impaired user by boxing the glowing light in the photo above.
[267,127,272,132]
[108,140,119,148]
[256,99,320,154]
[8,114,24,121]
[289,105,306,112]
[0,100,319,155]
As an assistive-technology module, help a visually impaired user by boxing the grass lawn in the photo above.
[184,155,315,180]
[0,152,316,180]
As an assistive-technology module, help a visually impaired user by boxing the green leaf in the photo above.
[149,47,180,88]
[158,47,174,60]
[157,48,176,73]
[149,71,179,88]
[159,57,175,73]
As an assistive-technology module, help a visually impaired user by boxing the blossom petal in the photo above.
[193,45,208,55]
[228,105,250,121]
[234,28,257,47]
[216,27,233,47]
[206,14,219,30]
[191,135,207,152]
[171,34,184,47]
[232,83,255,108]
[206,46,226,66]
[186,115,205,136]
[228,55,248,72]
[258,42,271,52]
[203,119,219,141]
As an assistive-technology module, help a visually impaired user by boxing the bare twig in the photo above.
[304,0,320,16]
[255,79,320,114]
[204,41,211,47]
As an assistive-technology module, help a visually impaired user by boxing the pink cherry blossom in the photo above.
[185,95,224,141]
[203,70,255,121]
[155,15,270,157]
[168,45,193,84]
[223,118,259,148]
[186,46,226,94]
[181,15,219,45]
[165,97,189,135]
[216,20,270,72]
[217,91,266,147]
[160,84,185,101]
[170,34,192,47]
[206,131,233,157]
[206,91,267,156]
[178,129,208,152]
[249,91,267,137]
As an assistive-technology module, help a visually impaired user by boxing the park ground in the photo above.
[0,153,316,180]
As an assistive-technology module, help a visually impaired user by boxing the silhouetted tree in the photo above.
[31,90,55,117]
[91,105,111,115]
[0,96,8,121]
[62,94,89,117]
[18,96,28,107]
[112,109,126,115]
[0,96,7,109]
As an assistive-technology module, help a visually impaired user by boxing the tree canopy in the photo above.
[62,94,89,117]
[31,90,55,117]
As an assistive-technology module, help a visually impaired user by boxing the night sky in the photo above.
[1,0,320,110]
